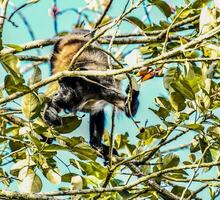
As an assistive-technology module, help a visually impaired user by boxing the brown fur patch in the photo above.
[50,34,108,74]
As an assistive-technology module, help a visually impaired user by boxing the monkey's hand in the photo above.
[43,102,62,126]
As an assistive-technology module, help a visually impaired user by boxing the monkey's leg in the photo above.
[89,110,118,163]
[89,110,104,148]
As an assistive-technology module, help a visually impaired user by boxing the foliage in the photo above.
[0,0,220,199]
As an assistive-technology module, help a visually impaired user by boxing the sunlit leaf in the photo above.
[193,0,211,8]
[18,169,42,193]
[71,175,83,190]
[4,44,23,51]
[171,80,195,100]
[137,125,165,140]
[4,74,29,95]
[29,66,42,85]
[73,143,97,161]
[181,124,204,131]
[0,54,21,78]
[22,93,42,120]
[46,168,61,184]
[43,144,69,152]
[62,173,77,182]
[71,160,107,179]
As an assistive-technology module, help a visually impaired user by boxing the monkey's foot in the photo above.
[97,144,119,165]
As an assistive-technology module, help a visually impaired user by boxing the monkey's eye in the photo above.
[62,90,69,96]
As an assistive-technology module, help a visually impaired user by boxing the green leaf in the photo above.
[0,88,3,99]
[29,66,42,85]
[162,154,180,169]
[55,116,82,133]
[181,124,204,132]
[196,93,211,112]
[199,137,213,163]
[43,144,69,152]
[124,16,146,30]
[192,0,211,8]
[208,126,220,139]
[22,93,42,120]
[62,173,77,182]
[4,75,18,94]
[155,97,171,109]
[56,135,84,147]
[137,125,165,140]
[73,143,97,161]
[0,54,21,78]
[114,133,129,149]
[0,168,10,186]
[18,169,42,193]
[32,123,53,139]
[169,91,186,111]
[150,107,170,120]
[171,80,195,100]
[4,74,29,95]
[190,141,200,153]
[4,44,24,51]
[151,0,172,17]
[28,134,42,149]
[171,185,191,198]
[163,67,181,90]
[71,160,107,179]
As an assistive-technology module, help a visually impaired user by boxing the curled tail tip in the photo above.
[125,90,140,117]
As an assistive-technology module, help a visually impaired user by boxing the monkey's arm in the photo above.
[99,86,139,117]
[43,100,62,126]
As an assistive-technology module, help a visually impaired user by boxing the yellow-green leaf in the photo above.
[22,93,41,120]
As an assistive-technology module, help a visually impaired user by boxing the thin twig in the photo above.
[94,0,113,29]
[180,143,212,200]
[0,0,10,30]
[162,3,192,54]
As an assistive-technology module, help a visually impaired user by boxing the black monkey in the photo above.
[43,30,139,161]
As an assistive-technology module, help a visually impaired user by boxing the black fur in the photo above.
[43,32,139,163]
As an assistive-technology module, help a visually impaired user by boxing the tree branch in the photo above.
[1,22,220,105]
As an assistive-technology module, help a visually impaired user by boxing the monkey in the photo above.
[43,29,139,162]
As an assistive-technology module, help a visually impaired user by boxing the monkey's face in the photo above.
[52,86,76,109]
